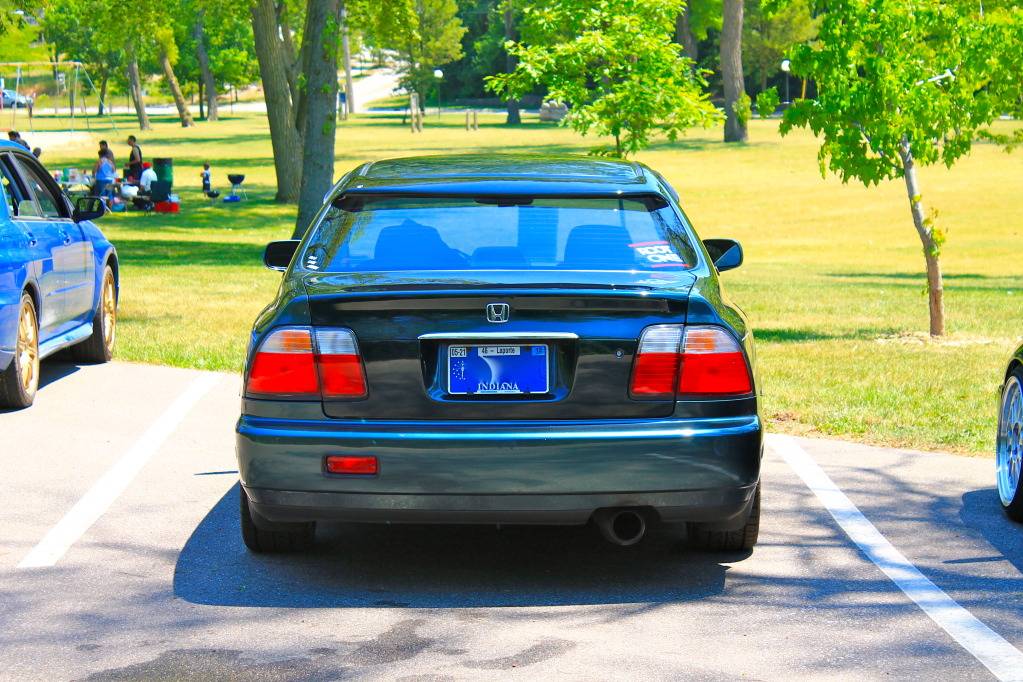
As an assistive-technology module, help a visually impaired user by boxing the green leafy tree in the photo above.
[487,0,720,157]
[393,0,466,112]
[781,0,1023,336]
[743,0,819,93]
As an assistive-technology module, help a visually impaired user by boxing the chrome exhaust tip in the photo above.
[594,509,647,546]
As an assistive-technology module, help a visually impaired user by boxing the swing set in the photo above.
[0,61,119,136]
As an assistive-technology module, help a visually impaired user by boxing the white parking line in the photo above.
[17,374,221,569]
[769,433,1023,682]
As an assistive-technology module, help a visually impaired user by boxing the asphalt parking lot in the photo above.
[1,361,1022,681]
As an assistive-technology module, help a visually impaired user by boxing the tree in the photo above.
[40,1,122,115]
[487,0,719,157]
[743,0,818,93]
[193,8,219,121]
[781,0,1023,336]
[675,0,722,64]
[295,0,343,237]
[155,26,195,127]
[720,0,747,142]
[394,0,466,112]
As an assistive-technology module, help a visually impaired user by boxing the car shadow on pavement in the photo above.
[0,360,81,413]
[173,484,736,609]
[959,488,1023,574]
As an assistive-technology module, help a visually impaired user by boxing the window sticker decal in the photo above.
[629,240,690,268]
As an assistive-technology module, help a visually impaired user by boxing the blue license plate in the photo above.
[447,344,550,395]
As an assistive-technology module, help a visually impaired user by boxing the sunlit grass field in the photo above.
[32,110,1023,455]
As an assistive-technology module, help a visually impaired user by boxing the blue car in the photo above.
[0,141,118,408]
[237,155,761,552]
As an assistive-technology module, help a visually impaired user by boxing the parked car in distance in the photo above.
[997,343,1023,522]
[238,154,761,553]
[0,141,117,408]
[1,90,33,109]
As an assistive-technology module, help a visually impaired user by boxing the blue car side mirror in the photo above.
[73,196,106,222]
[702,238,743,272]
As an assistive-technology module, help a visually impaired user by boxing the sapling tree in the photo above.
[781,0,1023,336]
[486,0,719,157]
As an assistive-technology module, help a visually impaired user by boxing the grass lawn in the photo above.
[33,110,1023,455]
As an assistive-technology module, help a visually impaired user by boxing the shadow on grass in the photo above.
[115,238,265,267]
[756,326,900,343]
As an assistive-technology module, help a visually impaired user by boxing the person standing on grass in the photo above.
[126,135,143,183]
[99,140,116,167]
[201,162,212,194]
[93,151,116,200]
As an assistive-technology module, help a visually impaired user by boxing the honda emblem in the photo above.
[486,303,510,323]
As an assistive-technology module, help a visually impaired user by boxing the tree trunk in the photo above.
[97,72,109,116]
[126,56,151,130]
[504,4,521,124]
[199,80,205,120]
[720,0,747,143]
[899,138,945,336]
[251,0,303,203]
[194,10,219,122]
[341,1,355,116]
[293,0,342,238]
[160,47,194,127]
[676,5,698,63]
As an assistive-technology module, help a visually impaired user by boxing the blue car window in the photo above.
[0,155,32,218]
[14,157,64,219]
[301,196,697,273]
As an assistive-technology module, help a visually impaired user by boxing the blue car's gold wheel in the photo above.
[997,370,1023,522]
[0,293,39,408]
[72,265,117,364]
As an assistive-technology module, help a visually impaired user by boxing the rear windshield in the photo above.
[300,196,698,272]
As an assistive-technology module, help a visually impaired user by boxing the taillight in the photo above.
[245,326,367,400]
[246,327,319,398]
[630,324,752,400]
[315,329,367,398]
[630,325,683,399]
[678,326,752,396]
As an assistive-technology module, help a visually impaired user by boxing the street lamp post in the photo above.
[780,59,791,105]
[433,69,443,119]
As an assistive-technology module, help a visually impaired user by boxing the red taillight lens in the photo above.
[629,325,753,400]
[630,325,683,399]
[245,327,367,400]
[325,455,378,475]
[246,328,319,397]
[314,329,367,398]
[678,326,753,396]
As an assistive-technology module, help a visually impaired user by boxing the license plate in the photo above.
[447,344,550,395]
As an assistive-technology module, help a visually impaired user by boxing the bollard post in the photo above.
[473,110,479,130]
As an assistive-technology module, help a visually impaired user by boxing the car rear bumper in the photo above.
[237,414,762,526]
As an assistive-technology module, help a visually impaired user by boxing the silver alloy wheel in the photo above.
[997,375,1023,507]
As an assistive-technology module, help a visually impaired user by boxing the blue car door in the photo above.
[0,153,68,341]
[11,153,95,332]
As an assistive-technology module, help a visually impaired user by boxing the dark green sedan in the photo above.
[236,155,762,552]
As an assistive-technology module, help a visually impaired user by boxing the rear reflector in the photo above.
[244,326,367,400]
[325,455,378,475]
[630,324,752,400]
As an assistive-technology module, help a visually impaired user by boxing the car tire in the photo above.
[71,265,117,364]
[688,483,760,551]
[997,368,1023,523]
[0,293,40,409]
[239,486,316,552]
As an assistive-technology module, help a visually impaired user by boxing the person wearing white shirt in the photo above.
[139,162,158,192]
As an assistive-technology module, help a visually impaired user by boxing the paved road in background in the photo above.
[1,361,1021,681]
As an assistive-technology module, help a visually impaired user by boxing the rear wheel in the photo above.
[997,369,1023,522]
[0,293,40,409]
[239,486,316,552]
[688,483,760,551]
[71,265,117,364]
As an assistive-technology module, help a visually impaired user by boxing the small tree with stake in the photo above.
[486,0,719,158]
[781,0,1023,336]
